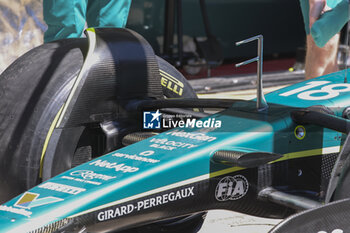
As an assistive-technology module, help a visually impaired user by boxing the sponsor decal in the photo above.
[97,186,195,222]
[89,159,139,173]
[97,204,134,222]
[0,205,32,217]
[139,150,155,156]
[61,176,102,186]
[215,175,249,201]
[143,110,161,129]
[112,152,160,164]
[60,170,116,186]
[14,192,63,209]
[166,129,216,142]
[38,182,86,195]
[0,192,64,216]
[134,186,194,211]
[70,170,116,181]
[149,138,198,151]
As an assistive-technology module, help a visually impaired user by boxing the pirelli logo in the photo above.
[160,70,184,96]
[38,182,86,195]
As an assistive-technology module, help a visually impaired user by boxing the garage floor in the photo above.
[199,210,282,233]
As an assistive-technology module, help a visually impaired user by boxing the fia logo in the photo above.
[14,192,63,209]
[143,110,162,129]
[215,175,249,201]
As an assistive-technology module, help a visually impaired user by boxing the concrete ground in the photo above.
[199,210,282,233]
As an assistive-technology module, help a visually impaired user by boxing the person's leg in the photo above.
[305,33,339,79]
[43,0,87,42]
[299,0,339,79]
[86,0,132,28]
[299,0,311,34]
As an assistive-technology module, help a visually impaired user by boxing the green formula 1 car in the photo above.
[0,28,350,233]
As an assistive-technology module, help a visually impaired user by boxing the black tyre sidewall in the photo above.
[0,38,87,202]
[0,37,204,232]
[0,39,198,203]
[332,155,350,200]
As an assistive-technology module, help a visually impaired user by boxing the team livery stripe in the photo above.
[69,174,209,218]
[68,148,213,217]
[72,145,339,217]
[322,146,340,154]
[211,145,342,178]
[55,28,97,128]
[209,167,244,178]
[12,145,340,232]
[8,149,210,233]
[39,105,64,178]
[273,146,342,163]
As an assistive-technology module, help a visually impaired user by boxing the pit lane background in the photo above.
[0,0,285,231]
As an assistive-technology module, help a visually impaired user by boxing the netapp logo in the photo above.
[89,159,139,173]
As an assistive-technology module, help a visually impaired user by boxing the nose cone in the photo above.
[0,207,71,233]
[0,212,24,233]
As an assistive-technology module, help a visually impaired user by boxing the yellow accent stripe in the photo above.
[210,145,341,177]
[209,166,245,178]
[56,28,97,127]
[86,28,96,33]
[42,28,96,174]
[159,70,184,88]
[39,106,64,178]
[273,145,341,163]
[275,148,323,162]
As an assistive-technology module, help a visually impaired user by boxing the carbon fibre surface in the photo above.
[270,198,350,233]
[59,28,163,128]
